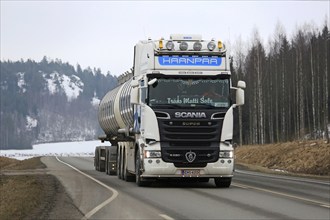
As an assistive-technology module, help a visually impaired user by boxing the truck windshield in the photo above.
[148,78,230,108]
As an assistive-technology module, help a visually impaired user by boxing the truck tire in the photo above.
[121,149,125,180]
[117,149,122,179]
[135,149,150,187]
[105,150,109,175]
[94,156,98,171]
[120,150,126,180]
[123,160,135,182]
[214,177,232,188]
[123,162,128,181]
[100,160,105,172]
[95,149,99,171]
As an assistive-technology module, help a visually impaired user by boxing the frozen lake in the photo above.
[0,140,109,160]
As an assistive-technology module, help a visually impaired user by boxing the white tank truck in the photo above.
[94,34,246,187]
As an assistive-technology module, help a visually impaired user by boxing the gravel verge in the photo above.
[0,157,84,220]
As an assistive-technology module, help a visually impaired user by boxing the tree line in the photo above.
[231,21,329,145]
[0,58,117,149]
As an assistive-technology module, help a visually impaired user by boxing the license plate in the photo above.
[181,169,200,177]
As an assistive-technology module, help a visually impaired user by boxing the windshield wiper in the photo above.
[150,104,183,109]
[189,104,217,109]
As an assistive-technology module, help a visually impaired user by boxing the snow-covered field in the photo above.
[0,140,109,160]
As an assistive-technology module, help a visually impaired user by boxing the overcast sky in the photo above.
[1,1,329,76]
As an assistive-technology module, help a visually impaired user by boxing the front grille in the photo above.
[154,109,225,165]
[160,119,221,143]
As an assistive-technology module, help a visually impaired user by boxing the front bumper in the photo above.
[141,158,234,178]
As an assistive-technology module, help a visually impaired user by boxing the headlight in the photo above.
[145,151,161,158]
[207,41,216,51]
[166,41,175,50]
[179,41,188,51]
[193,42,202,51]
[219,150,233,158]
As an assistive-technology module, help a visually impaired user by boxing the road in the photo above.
[42,157,330,220]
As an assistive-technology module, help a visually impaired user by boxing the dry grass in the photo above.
[0,175,44,220]
[0,157,83,219]
[0,157,51,220]
[0,157,18,169]
[0,156,46,170]
[235,140,330,176]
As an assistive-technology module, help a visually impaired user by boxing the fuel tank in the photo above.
[98,78,133,136]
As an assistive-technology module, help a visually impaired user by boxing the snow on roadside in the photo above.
[0,140,110,160]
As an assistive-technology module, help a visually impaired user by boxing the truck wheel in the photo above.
[100,160,105,172]
[122,150,126,180]
[105,151,109,175]
[135,149,150,187]
[123,161,135,182]
[117,149,122,179]
[123,164,128,181]
[94,150,99,171]
[214,177,232,188]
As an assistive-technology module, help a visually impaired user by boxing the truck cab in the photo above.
[128,35,245,187]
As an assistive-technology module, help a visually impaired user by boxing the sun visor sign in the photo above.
[158,56,222,66]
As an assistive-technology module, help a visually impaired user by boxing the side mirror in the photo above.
[236,88,245,106]
[237,80,246,89]
[148,78,158,86]
[130,87,139,104]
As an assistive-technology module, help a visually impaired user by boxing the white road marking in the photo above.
[55,156,119,219]
[159,214,175,220]
[232,183,330,209]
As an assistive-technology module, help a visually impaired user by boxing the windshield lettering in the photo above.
[149,78,230,108]
[167,96,213,104]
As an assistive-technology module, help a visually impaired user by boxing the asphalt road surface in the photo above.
[42,157,330,220]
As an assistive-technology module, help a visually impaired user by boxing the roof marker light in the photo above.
[159,40,163,49]
[193,42,202,51]
[179,41,188,51]
[207,41,216,51]
[166,41,174,50]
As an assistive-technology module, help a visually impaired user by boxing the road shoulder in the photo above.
[0,157,83,220]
